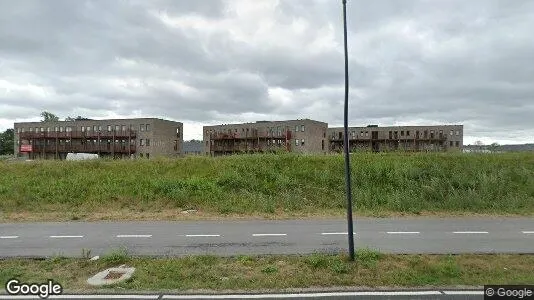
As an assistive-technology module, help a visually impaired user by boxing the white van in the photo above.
[66,153,99,161]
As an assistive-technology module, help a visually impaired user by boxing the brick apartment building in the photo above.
[203,119,329,156]
[14,118,183,159]
[328,124,464,152]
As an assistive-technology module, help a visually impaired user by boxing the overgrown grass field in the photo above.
[1,152,533,221]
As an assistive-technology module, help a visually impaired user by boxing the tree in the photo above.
[0,128,14,155]
[40,111,59,122]
[489,142,500,152]
[65,115,91,121]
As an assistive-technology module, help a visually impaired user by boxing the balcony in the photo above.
[210,130,292,140]
[19,130,137,140]
[330,135,448,142]
[31,144,136,154]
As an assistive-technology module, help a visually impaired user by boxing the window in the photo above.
[146,124,150,131]
[146,153,150,159]
[295,139,299,146]
[47,127,50,132]
[146,139,150,146]
[35,127,39,133]
[98,125,102,131]
[81,126,85,132]
[301,139,305,146]
[21,128,24,133]
[176,128,180,137]
[456,130,460,136]
[401,131,404,136]
[365,131,369,137]
[29,127,33,132]
[115,125,120,132]
[407,131,410,136]
[40,127,44,132]
[450,130,454,136]
[450,141,453,147]
[140,124,145,132]
[455,141,460,147]
[322,140,325,150]
[295,125,299,132]
[301,125,305,132]
[107,125,111,132]
[122,125,126,132]
[140,139,144,146]
[66,127,72,132]
[174,140,178,151]
[59,126,64,132]
[360,131,364,137]
[93,125,98,132]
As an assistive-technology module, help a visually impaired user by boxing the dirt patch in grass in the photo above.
[2,208,529,223]
[0,251,532,293]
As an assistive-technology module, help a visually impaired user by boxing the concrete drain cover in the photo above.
[87,265,135,286]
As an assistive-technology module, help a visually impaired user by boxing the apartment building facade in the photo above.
[14,118,183,159]
[203,119,328,156]
[328,124,464,152]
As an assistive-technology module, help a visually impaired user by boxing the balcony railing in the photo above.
[330,135,448,142]
[210,130,292,140]
[31,144,136,154]
[19,130,137,140]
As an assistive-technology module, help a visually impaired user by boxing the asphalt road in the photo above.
[1,218,534,257]
[0,290,486,299]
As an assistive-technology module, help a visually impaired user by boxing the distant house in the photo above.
[183,140,203,155]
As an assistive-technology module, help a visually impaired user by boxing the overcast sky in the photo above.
[1,0,533,144]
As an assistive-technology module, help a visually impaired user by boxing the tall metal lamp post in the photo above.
[342,0,355,261]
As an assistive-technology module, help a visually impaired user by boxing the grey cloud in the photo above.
[0,0,533,143]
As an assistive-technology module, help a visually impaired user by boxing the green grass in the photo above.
[1,152,534,221]
[0,252,532,292]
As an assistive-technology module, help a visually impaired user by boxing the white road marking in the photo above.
[0,296,160,299]
[49,235,84,238]
[442,291,484,295]
[522,231,534,234]
[386,231,420,234]
[252,233,287,237]
[185,234,221,237]
[453,231,489,234]
[116,234,152,238]
[0,236,19,239]
[163,291,444,299]
[320,232,355,235]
